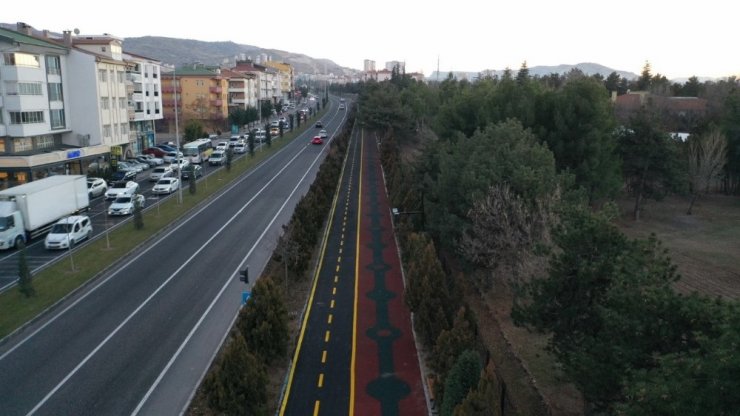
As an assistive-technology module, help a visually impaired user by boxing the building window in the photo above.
[36,135,54,150]
[3,52,40,68]
[99,69,108,82]
[14,137,33,152]
[50,109,66,129]
[119,97,127,109]
[5,82,43,95]
[0,139,6,153]
[101,97,110,110]
[117,71,125,83]
[103,125,111,138]
[45,55,61,75]
[196,80,204,87]
[9,111,44,124]
[48,83,63,101]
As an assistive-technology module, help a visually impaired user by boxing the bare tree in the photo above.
[687,129,727,214]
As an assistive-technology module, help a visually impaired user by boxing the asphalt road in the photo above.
[0,98,350,415]
[280,118,362,415]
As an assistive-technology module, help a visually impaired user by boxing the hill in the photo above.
[122,36,355,76]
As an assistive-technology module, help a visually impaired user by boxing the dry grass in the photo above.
[615,193,740,300]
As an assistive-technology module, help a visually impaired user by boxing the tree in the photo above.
[637,61,652,91]
[183,119,205,142]
[453,364,503,416]
[618,108,687,220]
[133,195,144,230]
[686,128,727,214]
[516,61,529,85]
[248,130,255,156]
[225,148,233,172]
[440,350,481,416]
[265,124,272,148]
[259,99,273,120]
[604,71,621,94]
[202,330,267,415]
[237,277,289,363]
[431,308,478,390]
[189,174,197,195]
[17,242,35,297]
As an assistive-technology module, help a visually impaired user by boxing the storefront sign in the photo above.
[67,149,81,159]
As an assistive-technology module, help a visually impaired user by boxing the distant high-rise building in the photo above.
[363,59,376,72]
[385,60,405,73]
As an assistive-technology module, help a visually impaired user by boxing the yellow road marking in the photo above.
[322,350,327,363]
[337,256,342,263]
[318,373,324,388]
[328,314,333,324]
[332,287,337,295]
[325,330,331,342]
[334,275,338,283]
[313,401,320,416]
[350,128,365,416]
[336,265,340,273]
[330,300,335,308]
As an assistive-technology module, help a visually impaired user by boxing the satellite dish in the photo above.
[73,28,80,35]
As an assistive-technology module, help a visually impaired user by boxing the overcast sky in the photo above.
[8,0,739,79]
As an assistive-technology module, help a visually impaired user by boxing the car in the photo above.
[169,158,190,172]
[126,158,150,171]
[209,150,226,166]
[143,147,167,158]
[181,164,203,180]
[319,129,328,139]
[215,141,229,152]
[107,194,145,216]
[136,154,164,166]
[152,177,180,195]
[116,161,142,174]
[108,170,137,185]
[270,127,279,136]
[149,166,174,182]
[86,177,108,198]
[162,151,183,163]
[105,180,140,199]
[234,143,247,154]
[156,143,178,153]
[270,120,280,128]
[254,129,267,142]
[315,121,323,128]
[311,136,324,145]
[338,104,346,110]
[44,215,92,250]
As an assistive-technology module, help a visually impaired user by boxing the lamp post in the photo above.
[172,66,183,204]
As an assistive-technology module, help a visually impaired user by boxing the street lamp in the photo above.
[171,65,183,204]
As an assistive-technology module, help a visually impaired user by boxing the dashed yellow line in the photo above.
[339,248,343,255]
[337,256,342,263]
[328,314,333,324]
[330,300,335,308]
[325,330,331,343]
[322,350,327,363]
[332,287,337,295]
[335,265,340,272]
[313,401,320,416]
[318,373,324,388]
[334,275,339,283]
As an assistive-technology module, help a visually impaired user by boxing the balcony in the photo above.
[161,86,181,93]
[210,100,223,107]
[209,86,222,94]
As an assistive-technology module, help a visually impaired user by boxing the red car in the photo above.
[311,136,323,145]
[143,147,167,158]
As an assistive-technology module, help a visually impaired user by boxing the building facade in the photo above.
[161,64,229,135]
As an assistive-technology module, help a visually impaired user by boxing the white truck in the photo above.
[0,175,90,250]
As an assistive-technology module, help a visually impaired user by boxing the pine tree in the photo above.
[17,241,35,297]
[133,196,144,230]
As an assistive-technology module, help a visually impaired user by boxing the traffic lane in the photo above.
[0,130,333,414]
[282,124,361,415]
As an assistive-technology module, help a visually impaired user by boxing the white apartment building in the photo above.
[0,24,109,187]
[363,59,376,72]
[385,60,405,73]
[225,69,258,111]
[124,52,164,154]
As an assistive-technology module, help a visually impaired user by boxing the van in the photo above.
[44,215,93,250]
[209,151,226,166]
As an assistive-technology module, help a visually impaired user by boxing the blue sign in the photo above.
[67,149,81,159]
[231,124,239,134]
[241,291,251,305]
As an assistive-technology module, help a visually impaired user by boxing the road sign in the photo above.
[241,291,251,305]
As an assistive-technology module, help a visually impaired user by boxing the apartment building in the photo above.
[262,60,294,102]
[161,64,229,134]
[124,52,164,154]
[0,26,105,188]
[224,68,258,112]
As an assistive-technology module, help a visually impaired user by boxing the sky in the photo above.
[7,0,739,80]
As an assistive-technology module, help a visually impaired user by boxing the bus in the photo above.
[182,138,213,164]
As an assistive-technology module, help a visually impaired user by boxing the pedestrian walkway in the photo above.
[353,132,427,416]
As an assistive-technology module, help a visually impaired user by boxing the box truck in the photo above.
[0,175,90,250]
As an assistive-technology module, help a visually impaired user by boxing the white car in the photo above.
[86,177,108,198]
[209,150,226,166]
[162,151,184,163]
[169,158,190,172]
[44,215,93,250]
[234,143,247,154]
[136,154,164,166]
[319,129,328,139]
[215,141,229,152]
[108,194,145,216]
[105,180,140,199]
[149,166,174,182]
[152,177,180,195]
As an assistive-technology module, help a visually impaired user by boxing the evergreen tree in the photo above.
[133,196,144,230]
[225,148,233,172]
[237,277,289,363]
[453,365,503,416]
[189,175,197,195]
[248,130,255,156]
[440,350,482,416]
[202,330,267,415]
[17,242,35,297]
[637,61,652,91]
